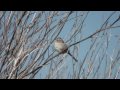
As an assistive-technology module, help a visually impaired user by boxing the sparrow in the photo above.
[54,37,78,62]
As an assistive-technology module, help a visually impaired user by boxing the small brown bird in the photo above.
[54,37,78,62]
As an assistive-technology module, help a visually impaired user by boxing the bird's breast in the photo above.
[54,42,68,52]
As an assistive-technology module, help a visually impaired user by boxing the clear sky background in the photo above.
[37,11,120,79]
[1,11,120,79]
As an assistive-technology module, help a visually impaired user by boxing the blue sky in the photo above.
[1,11,120,79]
[42,11,120,79]
[20,11,119,79]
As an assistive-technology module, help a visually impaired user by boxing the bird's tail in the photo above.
[67,51,78,62]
